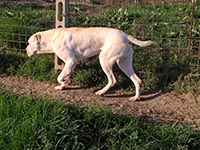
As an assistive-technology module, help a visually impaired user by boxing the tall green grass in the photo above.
[0,88,200,150]
[0,50,57,82]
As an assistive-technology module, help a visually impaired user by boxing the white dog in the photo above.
[26,27,152,101]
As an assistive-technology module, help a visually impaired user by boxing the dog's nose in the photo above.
[25,47,30,56]
[25,46,29,52]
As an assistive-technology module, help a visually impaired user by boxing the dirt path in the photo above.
[0,75,200,128]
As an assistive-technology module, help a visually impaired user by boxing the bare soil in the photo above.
[0,75,200,128]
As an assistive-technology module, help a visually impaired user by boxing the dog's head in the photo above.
[26,34,42,57]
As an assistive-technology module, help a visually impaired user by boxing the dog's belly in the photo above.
[75,48,101,60]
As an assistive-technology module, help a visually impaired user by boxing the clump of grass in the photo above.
[17,54,57,82]
[72,69,101,87]
[173,74,200,97]
[0,88,200,150]
[0,50,26,75]
[0,50,57,82]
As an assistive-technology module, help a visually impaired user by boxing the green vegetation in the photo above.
[0,2,200,149]
[0,50,57,82]
[0,88,200,150]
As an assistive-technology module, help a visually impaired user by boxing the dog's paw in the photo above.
[129,96,140,101]
[95,90,104,96]
[54,85,64,90]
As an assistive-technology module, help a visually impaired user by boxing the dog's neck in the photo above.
[40,41,54,54]
[37,32,54,54]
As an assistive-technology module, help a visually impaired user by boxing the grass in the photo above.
[0,88,200,150]
[0,50,58,82]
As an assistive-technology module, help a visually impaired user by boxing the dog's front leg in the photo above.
[54,59,76,90]
[54,70,71,90]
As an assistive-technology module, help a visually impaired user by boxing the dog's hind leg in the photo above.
[95,54,117,96]
[117,50,142,101]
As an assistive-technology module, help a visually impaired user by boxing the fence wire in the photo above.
[0,0,199,77]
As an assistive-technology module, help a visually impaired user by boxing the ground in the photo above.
[0,75,200,128]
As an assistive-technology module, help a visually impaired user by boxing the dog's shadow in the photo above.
[140,90,162,101]
[104,90,162,102]
[62,85,85,91]
[62,86,162,102]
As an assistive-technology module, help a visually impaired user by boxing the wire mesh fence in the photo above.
[0,0,55,51]
[0,0,199,78]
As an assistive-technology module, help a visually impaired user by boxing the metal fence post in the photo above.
[55,0,69,70]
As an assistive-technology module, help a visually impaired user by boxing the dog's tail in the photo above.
[127,35,153,47]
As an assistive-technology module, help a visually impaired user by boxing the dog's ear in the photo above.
[35,34,41,42]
